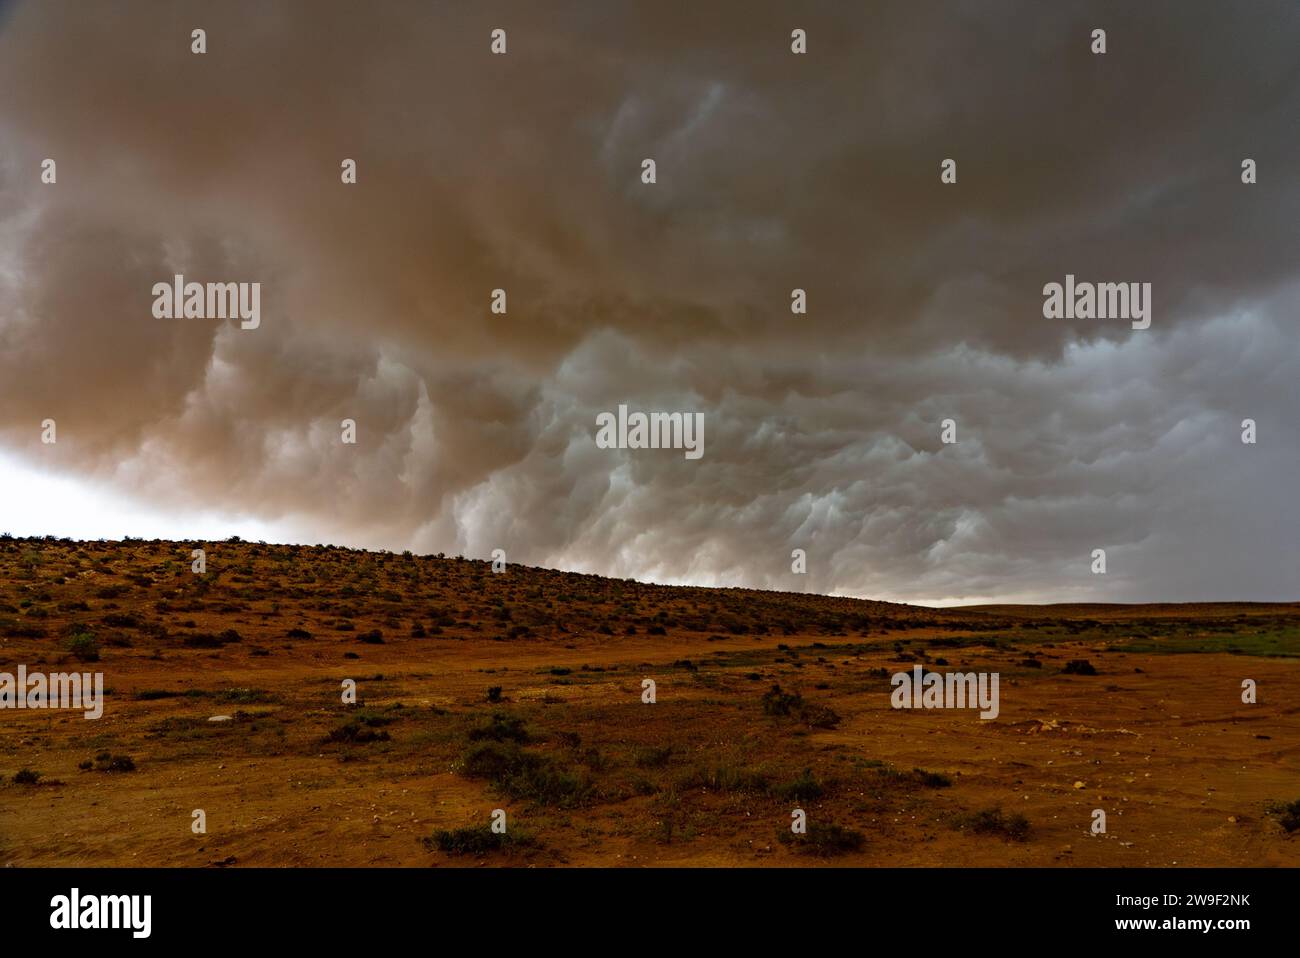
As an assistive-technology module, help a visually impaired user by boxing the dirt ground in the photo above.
[1,538,1297,866]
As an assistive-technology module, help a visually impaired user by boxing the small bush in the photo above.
[910,768,952,788]
[101,613,142,629]
[88,752,136,773]
[1062,659,1097,676]
[13,768,41,785]
[634,746,674,769]
[424,825,532,856]
[326,712,394,744]
[762,684,801,716]
[1267,799,1300,832]
[461,742,591,807]
[800,702,842,729]
[65,633,100,662]
[953,806,1030,841]
[762,683,840,728]
[779,821,865,857]
[467,712,529,744]
[135,689,183,701]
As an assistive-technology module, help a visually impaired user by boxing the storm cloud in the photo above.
[0,0,1296,603]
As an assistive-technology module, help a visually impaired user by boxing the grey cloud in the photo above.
[0,0,1296,602]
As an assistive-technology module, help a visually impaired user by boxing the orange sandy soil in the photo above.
[0,538,1297,867]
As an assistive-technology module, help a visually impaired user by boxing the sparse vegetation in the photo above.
[0,536,1294,867]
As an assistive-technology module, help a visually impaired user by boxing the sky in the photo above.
[0,0,1297,605]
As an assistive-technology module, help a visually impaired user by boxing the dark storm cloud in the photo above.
[0,0,1296,601]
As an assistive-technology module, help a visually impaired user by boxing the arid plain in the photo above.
[1,538,1297,867]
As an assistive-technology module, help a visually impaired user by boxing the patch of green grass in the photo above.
[1109,628,1300,658]
[677,763,771,795]
[215,687,275,704]
[771,769,825,801]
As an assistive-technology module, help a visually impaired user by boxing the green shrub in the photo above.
[65,633,100,662]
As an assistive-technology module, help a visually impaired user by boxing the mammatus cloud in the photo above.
[0,0,1297,603]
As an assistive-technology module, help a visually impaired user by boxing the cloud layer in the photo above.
[1,0,1297,603]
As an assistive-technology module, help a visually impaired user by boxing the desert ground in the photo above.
[1,536,1297,867]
